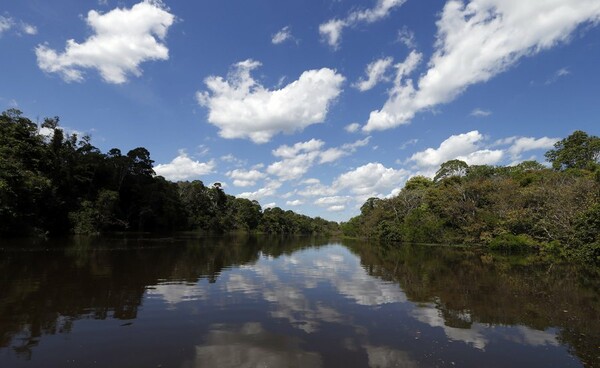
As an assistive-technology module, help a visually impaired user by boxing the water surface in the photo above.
[1,235,598,367]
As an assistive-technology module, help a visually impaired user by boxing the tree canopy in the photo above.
[0,110,338,237]
[343,130,600,263]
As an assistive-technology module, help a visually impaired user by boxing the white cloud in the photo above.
[0,16,14,36]
[319,148,346,164]
[334,163,409,201]
[22,23,37,35]
[272,26,294,45]
[301,178,321,185]
[354,57,394,91]
[345,123,360,133]
[314,196,351,208]
[364,0,600,132]
[226,169,267,187]
[409,131,503,171]
[545,67,571,85]
[263,202,277,209]
[36,0,174,84]
[154,152,215,181]
[272,139,325,158]
[343,136,371,150]
[268,140,324,181]
[197,60,344,144]
[286,199,304,206]
[470,108,492,117]
[328,205,346,212]
[319,137,371,164]
[0,15,37,37]
[320,0,408,49]
[315,196,349,205]
[397,26,416,48]
[298,182,338,198]
[504,136,558,160]
[399,138,418,150]
[268,137,370,181]
[318,19,345,50]
[238,180,282,201]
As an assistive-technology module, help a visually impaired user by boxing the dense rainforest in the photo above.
[342,130,600,263]
[0,109,338,237]
[2,108,599,263]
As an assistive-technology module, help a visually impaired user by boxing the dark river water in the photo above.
[1,235,598,367]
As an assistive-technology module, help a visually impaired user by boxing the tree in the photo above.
[434,160,469,182]
[545,130,600,170]
[403,176,432,191]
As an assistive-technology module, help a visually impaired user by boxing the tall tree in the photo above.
[545,130,600,170]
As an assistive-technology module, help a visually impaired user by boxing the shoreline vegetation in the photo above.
[341,131,600,264]
[1,109,599,263]
[0,109,338,238]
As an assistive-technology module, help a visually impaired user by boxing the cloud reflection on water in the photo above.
[185,323,322,368]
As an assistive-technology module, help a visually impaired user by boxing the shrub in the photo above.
[488,233,539,252]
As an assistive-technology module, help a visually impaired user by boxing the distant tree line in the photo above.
[0,110,338,237]
[342,130,600,262]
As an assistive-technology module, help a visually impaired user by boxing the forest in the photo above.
[2,109,599,263]
[0,109,338,237]
[342,130,600,263]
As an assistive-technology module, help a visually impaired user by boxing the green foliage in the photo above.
[545,130,600,170]
[488,233,539,252]
[344,136,600,262]
[434,159,468,182]
[0,110,336,237]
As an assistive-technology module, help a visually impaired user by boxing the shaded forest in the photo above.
[342,130,600,263]
[0,110,338,237]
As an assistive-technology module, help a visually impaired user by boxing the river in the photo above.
[1,234,598,367]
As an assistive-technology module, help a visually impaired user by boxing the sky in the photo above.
[1,0,600,222]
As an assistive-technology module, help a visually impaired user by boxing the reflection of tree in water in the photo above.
[344,240,600,367]
[0,234,329,359]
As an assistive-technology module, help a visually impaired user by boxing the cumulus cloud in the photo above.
[320,137,371,164]
[409,131,503,172]
[314,196,351,211]
[286,199,304,206]
[0,15,37,36]
[354,57,394,91]
[154,151,215,181]
[267,138,370,180]
[238,180,282,201]
[314,196,351,206]
[500,136,559,160]
[197,60,344,144]
[226,169,267,187]
[334,162,409,201]
[271,26,294,44]
[345,123,360,133]
[22,23,37,35]
[36,0,174,84]
[272,139,325,158]
[320,0,408,49]
[364,0,600,132]
[268,140,324,181]
[328,205,346,212]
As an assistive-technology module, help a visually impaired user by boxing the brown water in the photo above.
[0,235,598,367]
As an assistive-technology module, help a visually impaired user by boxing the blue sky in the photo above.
[1,0,600,221]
